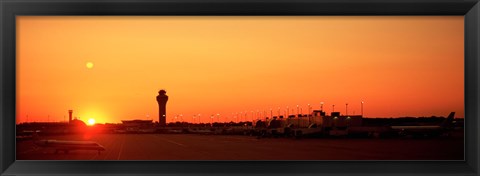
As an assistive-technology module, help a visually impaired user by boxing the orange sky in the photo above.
[16,16,464,124]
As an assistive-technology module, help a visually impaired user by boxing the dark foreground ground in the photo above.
[17,132,464,160]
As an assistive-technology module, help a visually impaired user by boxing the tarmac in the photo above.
[16,133,464,160]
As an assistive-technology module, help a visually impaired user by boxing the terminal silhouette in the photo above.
[156,89,168,126]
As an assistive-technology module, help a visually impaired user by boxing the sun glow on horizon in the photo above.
[87,118,96,126]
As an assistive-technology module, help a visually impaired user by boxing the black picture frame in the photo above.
[1,0,479,175]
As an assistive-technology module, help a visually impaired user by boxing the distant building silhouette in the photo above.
[68,110,73,123]
[69,119,86,127]
[156,89,168,126]
[121,120,153,127]
[121,119,154,132]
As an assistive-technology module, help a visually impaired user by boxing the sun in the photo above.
[86,62,94,69]
[87,118,96,126]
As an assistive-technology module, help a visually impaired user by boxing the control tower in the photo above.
[156,89,169,126]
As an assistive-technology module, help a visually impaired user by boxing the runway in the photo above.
[16,133,464,160]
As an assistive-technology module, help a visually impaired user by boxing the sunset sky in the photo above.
[16,16,464,124]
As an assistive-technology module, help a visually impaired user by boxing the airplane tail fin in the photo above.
[440,112,455,128]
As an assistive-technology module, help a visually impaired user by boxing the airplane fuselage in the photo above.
[35,140,106,154]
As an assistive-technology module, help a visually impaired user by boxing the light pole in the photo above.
[308,104,311,124]
[216,113,220,123]
[210,115,214,125]
[308,104,311,116]
[287,106,290,117]
[320,102,324,111]
[277,107,280,117]
[361,101,364,117]
[296,105,299,118]
[270,108,273,118]
[296,105,300,126]
[333,104,335,112]
[244,111,247,122]
[346,103,348,116]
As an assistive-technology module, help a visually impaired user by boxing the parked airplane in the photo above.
[389,112,456,137]
[35,139,106,154]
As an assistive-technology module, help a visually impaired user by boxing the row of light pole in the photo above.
[170,101,365,124]
[329,101,365,116]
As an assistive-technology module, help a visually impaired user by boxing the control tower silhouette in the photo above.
[156,89,169,126]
